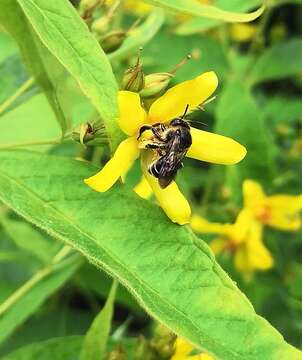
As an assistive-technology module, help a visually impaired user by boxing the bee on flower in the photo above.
[84,71,246,225]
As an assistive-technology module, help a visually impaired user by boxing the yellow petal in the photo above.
[230,209,253,244]
[148,72,218,124]
[118,91,147,136]
[124,0,152,14]
[186,127,247,165]
[246,220,274,271]
[243,179,266,209]
[199,354,215,360]
[142,165,191,225]
[190,214,226,234]
[234,247,251,274]
[84,137,139,192]
[210,237,228,256]
[267,210,301,231]
[133,175,153,199]
[266,194,302,231]
[172,338,193,358]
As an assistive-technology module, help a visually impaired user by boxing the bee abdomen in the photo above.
[148,161,160,178]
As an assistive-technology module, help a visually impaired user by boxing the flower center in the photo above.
[225,239,238,254]
[256,205,271,224]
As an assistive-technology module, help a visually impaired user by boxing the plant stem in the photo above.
[0,137,73,150]
[249,5,273,54]
[0,139,60,150]
[0,77,34,115]
[0,245,71,316]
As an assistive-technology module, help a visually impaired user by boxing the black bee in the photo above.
[137,105,192,188]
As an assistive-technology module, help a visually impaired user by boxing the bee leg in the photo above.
[151,124,169,142]
[145,143,166,150]
[137,125,153,140]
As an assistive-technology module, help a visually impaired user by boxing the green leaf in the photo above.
[0,94,61,151]
[3,336,83,360]
[215,80,275,198]
[16,0,121,149]
[0,150,300,360]
[0,0,71,135]
[109,8,164,62]
[142,0,264,22]
[0,253,81,345]
[250,38,302,84]
[76,264,141,313]
[80,280,117,360]
[0,32,18,63]
[261,96,302,126]
[0,54,34,110]
[176,0,262,35]
[0,214,60,264]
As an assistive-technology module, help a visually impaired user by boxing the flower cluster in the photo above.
[84,72,246,225]
[191,180,302,275]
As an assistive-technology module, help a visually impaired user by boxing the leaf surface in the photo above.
[80,280,117,360]
[0,0,71,135]
[250,39,302,84]
[176,0,262,35]
[0,254,81,344]
[3,336,83,360]
[142,0,264,22]
[0,150,300,359]
[109,8,164,62]
[16,0,121,148]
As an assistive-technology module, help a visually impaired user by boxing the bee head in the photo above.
[170,118,190,129]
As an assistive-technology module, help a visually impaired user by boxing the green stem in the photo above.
[0,136,72,150]
[249,5,273,54]
[0,245,71,316]
[91,147,103,166]
[0,77,34,115]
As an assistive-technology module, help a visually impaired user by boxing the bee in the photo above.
[137,105,192,189]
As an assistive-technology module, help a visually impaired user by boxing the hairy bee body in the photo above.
[138,116,192,188]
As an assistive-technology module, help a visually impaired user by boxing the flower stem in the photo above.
[0,245,72,316]
[0,77,34,115]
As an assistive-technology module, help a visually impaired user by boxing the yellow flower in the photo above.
[106,0,152,15]
[84,72,246,225]
[230,23,257,42]
[191,210,274,274]
[171,338,214,360]
[243,180,302,231]
[123,0,152,14]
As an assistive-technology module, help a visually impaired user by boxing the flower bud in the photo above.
[100,30,127,53]
[79,0,99,21]
[72,122,107,146]
[140,55,192,99]
[121,56,145,92]
[106,346,127,360]
[139,73,173,99]
[92,0,121,35]
[150,325,176,360]
[133,336,155,360]
[92,16,110,35]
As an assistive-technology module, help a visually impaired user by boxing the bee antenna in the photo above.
[185,119,208,127]
[181,104,190,119]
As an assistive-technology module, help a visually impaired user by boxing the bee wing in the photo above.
[158,150,186,189]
